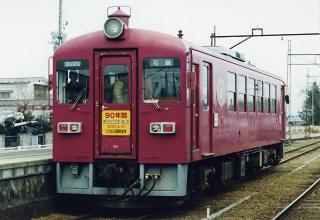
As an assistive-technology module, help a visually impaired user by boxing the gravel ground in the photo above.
[281,183,320,220]
[34,139,320,220]
[149,142,320,219]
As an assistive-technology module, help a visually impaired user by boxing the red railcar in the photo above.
[53,7,285,206]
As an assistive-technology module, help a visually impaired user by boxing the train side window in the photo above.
[227,72,236,111]
[257,80,263,112]
[143,58,181,103]
[248,78,255,112]
[264,82,270,113]
[271,84,277,113]
[201,64,209,111]
[104,65,128,104]
[56,59,89,104]
[238,75,246,112]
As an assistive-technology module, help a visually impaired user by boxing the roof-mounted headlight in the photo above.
[104,18,124,39]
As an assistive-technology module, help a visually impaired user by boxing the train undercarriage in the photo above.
[56,143,283,207]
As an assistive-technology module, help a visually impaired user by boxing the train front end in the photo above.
[52,7,190,206]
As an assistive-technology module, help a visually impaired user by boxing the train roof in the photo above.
[184,41,283,82]
[55,28,283,82]
[55,28,187,56]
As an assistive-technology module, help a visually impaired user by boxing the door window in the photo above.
[104,65,128,104]
[201,64,209,111]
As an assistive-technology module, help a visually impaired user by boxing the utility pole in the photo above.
[287,40,292,142]
[210,25,216,47]
[287,52,320,137]
[58,0,63,46]
[48,0,66,107]
[51,0,66,52]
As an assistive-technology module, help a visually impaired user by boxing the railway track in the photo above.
[35,139,320,220]
[199,139,320,220]
[271,177,320,220]
[281,139,320,163]
[55,208,154,220]
[71,212,153,220]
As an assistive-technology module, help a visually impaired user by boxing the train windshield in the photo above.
[143,58,181,103]
[56,59,89,104]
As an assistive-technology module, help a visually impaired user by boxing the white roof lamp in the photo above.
[104,18,125,39]
[104,6,131,39]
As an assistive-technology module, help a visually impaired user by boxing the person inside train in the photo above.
[152,81,162,98]
[66,71,83,103]
[112,72,128,103]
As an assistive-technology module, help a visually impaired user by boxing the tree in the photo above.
[298,82,320,125]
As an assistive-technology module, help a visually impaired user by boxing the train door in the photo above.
[191,64,199,156]
[94,51,137,159]
[198,63,211,155]
[191,60,211,160]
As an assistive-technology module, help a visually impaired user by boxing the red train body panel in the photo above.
[52,7,285,206]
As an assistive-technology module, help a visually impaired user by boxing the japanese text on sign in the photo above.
[102,110,130,136]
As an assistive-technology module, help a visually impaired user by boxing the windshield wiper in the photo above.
[143,88,161,111]
[144,67,167,80]
[70,87,86,111]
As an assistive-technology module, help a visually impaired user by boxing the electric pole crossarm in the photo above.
[290,64,320,66]
[230,36,252,49]
[214,32,320,38]
[289,54,320,56]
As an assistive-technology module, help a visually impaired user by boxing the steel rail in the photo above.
[72,211,152,220]
[271,177,320,220]
[135,214,152,220]
[281,141,320,164]
[288,135,320,141]
[285,140,320,154]
[0,144,52,151]
[0,152,52,160]
[73,213,99,220]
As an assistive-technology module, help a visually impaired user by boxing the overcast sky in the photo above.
[0,0,319,114]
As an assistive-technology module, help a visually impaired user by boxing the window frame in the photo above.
[55,59,90,105]
[271,84,277,113]
[238,74,247,112]
[264,82,270,113]
[257,80,263,112]
[142,57,181,103]
[247,77,255,112]
[227,72,236,111]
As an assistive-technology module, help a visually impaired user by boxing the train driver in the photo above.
[112,72,128,103]
[66,71,82,103]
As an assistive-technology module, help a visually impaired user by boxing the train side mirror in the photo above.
[285,95,290,104]
[188,72,196,89]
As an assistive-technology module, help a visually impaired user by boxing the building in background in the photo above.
[0,77,49,114]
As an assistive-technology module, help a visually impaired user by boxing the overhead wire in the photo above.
[223,0,260,27]
[292,56,317,65]
[62,10,90,32]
